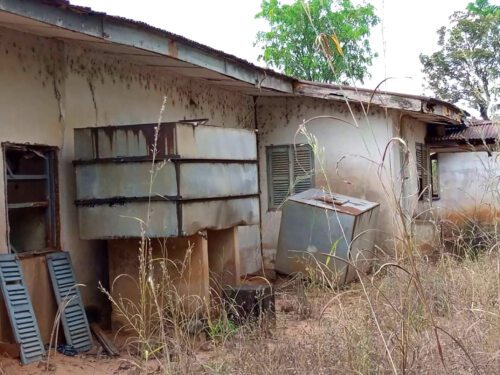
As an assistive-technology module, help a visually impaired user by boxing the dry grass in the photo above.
[202,251,499,375]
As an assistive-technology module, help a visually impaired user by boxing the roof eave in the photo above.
[0,0,294,94]
[294,80,466,125]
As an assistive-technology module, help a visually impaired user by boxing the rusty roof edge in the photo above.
[0,0,294,93]
[293,80,469,124]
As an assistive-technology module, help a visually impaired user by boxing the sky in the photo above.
[69,0,474,98]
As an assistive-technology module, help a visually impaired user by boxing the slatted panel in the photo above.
[0,254,45,364]
[293,145,314,194]
[268,146,291,208]
[416,142,429,199]
[46,252,93,353]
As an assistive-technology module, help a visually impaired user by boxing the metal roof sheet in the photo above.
[427,121,499,143]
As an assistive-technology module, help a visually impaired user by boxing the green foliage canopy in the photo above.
[255,0,379,84]
[420,0,500,120]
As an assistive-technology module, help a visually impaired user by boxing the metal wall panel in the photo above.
[73,123,259,239]
[75,162,177,200]
[46,252,93,353]
[179,163,258,199]
[275,200,354,283]
[344,207,379,283]
[74,123,176,161]
[0,254,45,364]
[181,197,260,236]
[96,128,150,159]
[78,201,178,239]
[176,124,257,160]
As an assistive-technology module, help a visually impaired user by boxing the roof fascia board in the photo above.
[295,81,465,124]
[0,0,294,94]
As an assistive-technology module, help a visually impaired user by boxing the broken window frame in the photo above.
[2,143,60,255]
[266,144,315,210]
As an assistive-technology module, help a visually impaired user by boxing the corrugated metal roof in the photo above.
[46,0,291,81]
[428,121,499,143]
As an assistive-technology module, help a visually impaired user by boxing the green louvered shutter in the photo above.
[268,146,291,209]
[46,252,93,353]
[0,254,45,364]
[292,145,314,194]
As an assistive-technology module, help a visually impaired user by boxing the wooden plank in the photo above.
[90,323,119,357]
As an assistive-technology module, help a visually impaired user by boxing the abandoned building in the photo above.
[427,120,500,246]
[0,0,476,349]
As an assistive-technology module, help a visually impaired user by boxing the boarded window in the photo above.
[416,142,430,201]
[267,144,314,209]
[3,144,59,253]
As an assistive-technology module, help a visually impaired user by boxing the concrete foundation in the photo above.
[108,228,241,329]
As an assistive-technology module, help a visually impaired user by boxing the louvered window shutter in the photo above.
[267,144,314,209]
[268,146,291,208]
[292,145,314,194]
[416,142,429,200]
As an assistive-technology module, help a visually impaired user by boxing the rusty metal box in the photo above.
[73,122,259,239]
[275,189,379,284]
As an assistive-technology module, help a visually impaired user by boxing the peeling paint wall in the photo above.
[257,96,402,269]
[0,27,260,338]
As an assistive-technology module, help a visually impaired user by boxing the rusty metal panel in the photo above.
[75,162,177,200]
[74,123,176,161]
[181,197,259,236]
[73,128,95,161]
[96,128,150,159]
[73,123,259,240]
[427,121,498,143]
[175,124,257,160]
[78,201,178,239]
[287,188,379,216]
[179,163,258,199]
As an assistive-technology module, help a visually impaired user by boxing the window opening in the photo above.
[3,144,59,254]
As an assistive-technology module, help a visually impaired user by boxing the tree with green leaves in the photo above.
[255,0,379,84]
[420,0,499,120]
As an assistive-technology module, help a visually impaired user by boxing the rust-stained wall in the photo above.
[436,151,500,217]
[257,96,403,268]
[0,27,259,338]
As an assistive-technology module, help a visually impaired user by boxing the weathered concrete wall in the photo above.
[257,96,401,269]
[436,151,500,218]
[0,27,260,338]
[398,115,429,215]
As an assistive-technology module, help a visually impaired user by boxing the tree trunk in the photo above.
[479,105,490,120]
